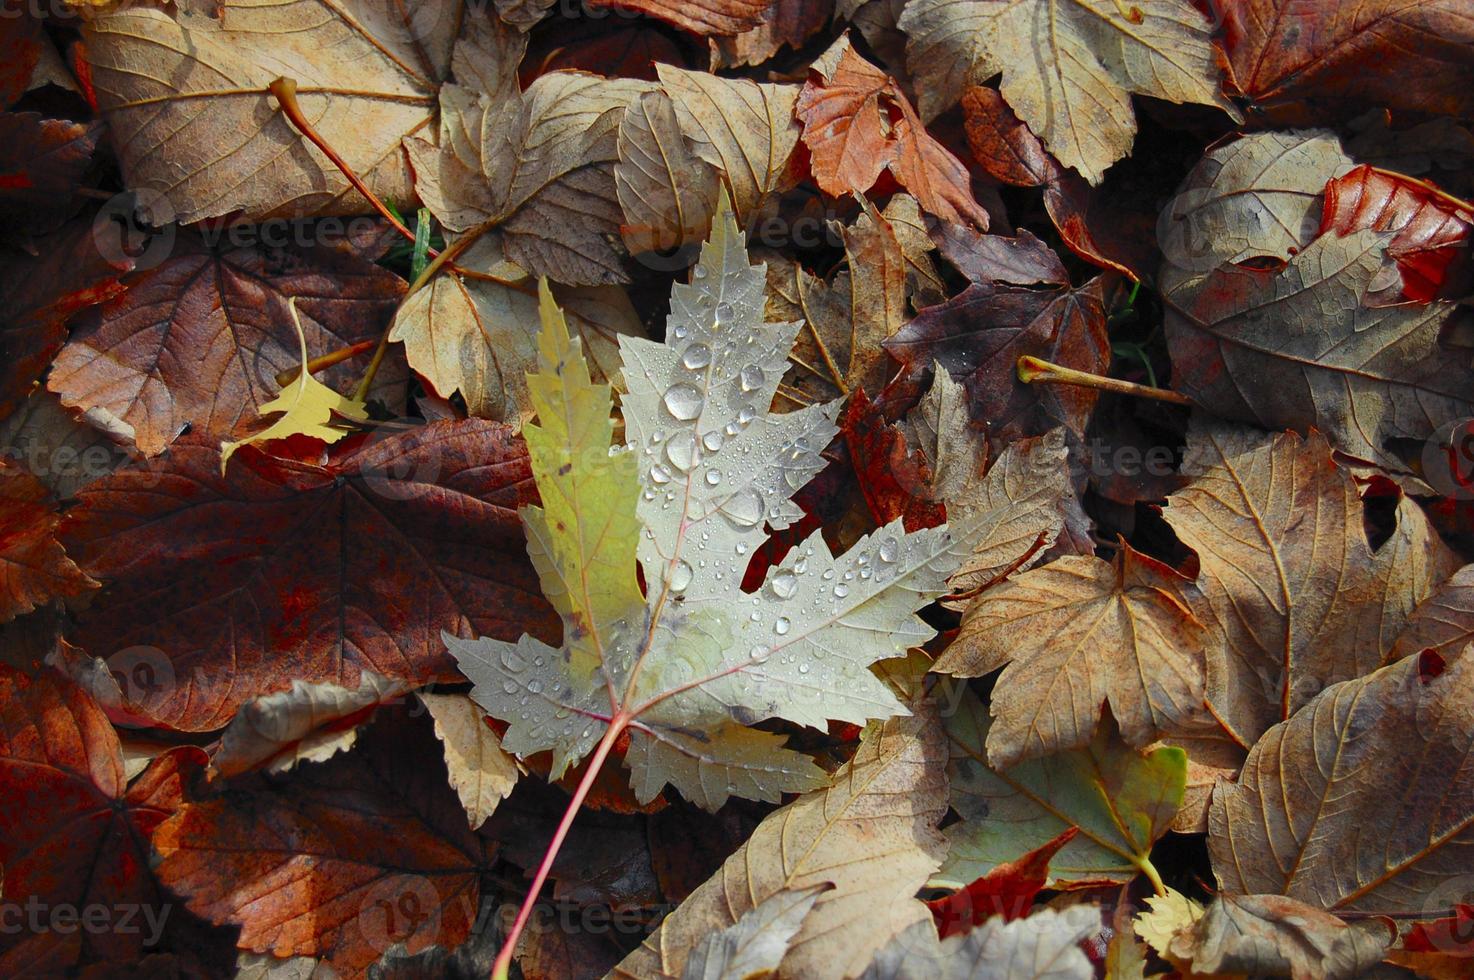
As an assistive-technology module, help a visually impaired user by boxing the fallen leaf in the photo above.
[0,7,43,109]
[213,673,411,778]
[0,389,131,499]
[1163,421,1461,747]
[1319,164,1474,304]
[389,238,642,422]
[1389,564,1474,664]
[939,689,1184,889]
[447,199,993,811]
[899,0,1234,182]
[1133,886,1203,961]
[860,905,1101,980]
[420,691,521,829]
[1219,0,1474,122]
[612,704,950,979]
[0,459,96,623]
[927,828,1078,938]
[711,0,834,68]
[0,666,206,973]
[1209,648,1474,916]
[616,90,721,257]
[1165,894,1393,980]
[937,541,1209,766]
[0,114,101,242]
[682,884,829,980]
[153,706,490,978]
[655,64,802,226]
[842,387,948,532]
[58,419,557,731]
[48,228,404,457]
[797,39,989,228]
[585,0,770,35]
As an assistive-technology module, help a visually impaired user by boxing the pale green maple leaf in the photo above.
[446,195,986,811]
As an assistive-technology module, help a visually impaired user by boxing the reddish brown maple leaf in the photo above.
[0,666,206,973]
[153,706,490,978]
[47,228,405,456]
[0,7,42,109]
[1319,164,1474,304]
[841,389,947,533]
[1220,0,1474,121]
[797,41,988,229]
[58,420,558,731]
[0,459,95,623]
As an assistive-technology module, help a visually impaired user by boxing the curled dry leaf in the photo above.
[1210,648,1474,916]
[0,666,206,974]
[938,688,1184,890]
[80,0,463,224]
[612,704,950,980]
[48,229,405,457]
[711,0,834,69]
[1164,894,1393,980]
[860,905,1101,980]
[419,691,521,829]
[153,707,490,978]
[899,0,1234,182]
[937,541,1209,767]
[1163,421,1460,748]
[0,459,96,623]
[58,420,557,731]
[1389,564,1474,665]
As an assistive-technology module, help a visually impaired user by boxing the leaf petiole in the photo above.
[1017,356,1190,406]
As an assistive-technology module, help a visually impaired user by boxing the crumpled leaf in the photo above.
[447,197,992,811]
[48,228,404,457]
[80,0,464,223]
[797,38,989,228]
[220,299,369,473]
[153,707,490,978]
[407,65,650,285]
[611,704,950,979]
[939,688,1184,889]
[655,64,801,226]
[937,541,1209,767]
[213,672,411,778]
[1164,894,1393,980]
[0,666,206,973]
[0,459,96,622]
[1209,648,1474,916]
[899,0,1235,183]
[1219,0,1474,122]
[58,419,557,731]
[681,884,828,980]
[859,905,1101,980]
[1133,886,1204,960]
[1163,420,1460,748]
[1389,564,1474,664]
[419,691,521,830]
[389,237,642,422]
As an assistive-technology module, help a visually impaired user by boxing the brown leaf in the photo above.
[1165,894,1393,980]
[930,222,1069,287]
[612,703,949,979]
[1164,421,1461,748]
[586,0,771,35]
[0,459,96,623]
[48,229,405,457]
[1209,649,1474,917]
[1220,0,1474,122]
[938,542,1208,766]
[1390,564,1474,665]
[0,114,101,243]
[711,0,834,67]
[0,666,207,973]
[657,64,801,226]
[886,276,1110,446]
[153,707,490,978]
[0,389,132,500]
[797,40,989,228]
[0,6,43,109]
[616,90,720,257]
[960,85,1055,188]
[57,420,557,731]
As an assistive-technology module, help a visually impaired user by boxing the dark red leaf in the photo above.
[927,827,1079,938]
[0,114,101,242]
[0,458,95,623]
[841,388,947,532]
